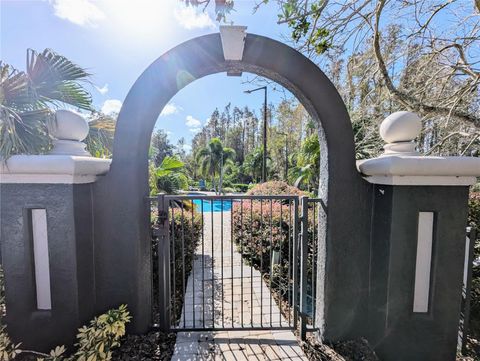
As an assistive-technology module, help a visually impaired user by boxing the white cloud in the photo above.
[185,115,202,128]
[174,5,216,30]
[101,99,122,115]
[95,83,109,95]
[160,102,181,116]
[185,115,202,134]
[182,144,192,152]
[50,0,105,27]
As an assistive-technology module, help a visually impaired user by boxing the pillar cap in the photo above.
[49,110,90,156]
[379,111,422,156]
[380,111,421,144]
[0,155,111,184]
[358,111,480,185]
[358,155,480,185]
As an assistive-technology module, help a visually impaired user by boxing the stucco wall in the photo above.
[0,183,95,351]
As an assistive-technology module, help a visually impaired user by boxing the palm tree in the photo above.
[0,48,92,160]
[243,147,264,183]
[289,134,320,192]
[196,138,235,194]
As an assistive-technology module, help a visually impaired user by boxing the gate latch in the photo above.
[157,210,169,224]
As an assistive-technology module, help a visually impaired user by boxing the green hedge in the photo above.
[232,182,316,308]
[233,183,249,192]
[468,192,480,340]
[246,181,305,196]
[152,203,202,325]
[170,206,202,324]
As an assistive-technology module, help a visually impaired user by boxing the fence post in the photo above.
[292,197,300,329]
[157,194,171,331]
[299,196,309,340]
[460,227,477,355]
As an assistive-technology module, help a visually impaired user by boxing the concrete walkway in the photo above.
[171,210,307,361]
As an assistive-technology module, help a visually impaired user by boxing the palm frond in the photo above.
[0,63,35,111]
[26,48,92,110]
[0,49,93,159]
[0,108,52,160]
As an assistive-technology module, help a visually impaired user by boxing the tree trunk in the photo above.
[219,161,224,195]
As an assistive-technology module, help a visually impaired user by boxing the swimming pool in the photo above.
[192,199,234,212]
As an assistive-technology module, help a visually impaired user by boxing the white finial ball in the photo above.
[379,111,422,143]
[51,110,89,141]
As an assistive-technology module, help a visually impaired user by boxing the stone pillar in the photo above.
[358,112,480,361]
[0,110,110,351]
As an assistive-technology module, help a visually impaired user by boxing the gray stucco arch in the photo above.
[93,33,372,341]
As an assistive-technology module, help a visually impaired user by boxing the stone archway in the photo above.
[93,33,372,341]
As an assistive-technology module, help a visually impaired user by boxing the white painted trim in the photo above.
[31,209,52,310]
[357,155,480,186]
[220,25,247,61]
[413,212,434,313]
[362,175,477,186]
[0,155,111,184]
[464,235,471,286]
[0,174,100,184]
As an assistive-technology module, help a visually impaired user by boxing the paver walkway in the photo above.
[171,210,307,361]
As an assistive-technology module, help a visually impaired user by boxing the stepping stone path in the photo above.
[171,211,308,360]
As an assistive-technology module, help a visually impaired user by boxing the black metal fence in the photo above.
[151,195,477,346]
[149,194,325,338]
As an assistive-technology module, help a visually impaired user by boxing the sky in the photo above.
[1,0,295,151]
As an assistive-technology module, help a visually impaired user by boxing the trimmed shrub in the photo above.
[246,181,305,197]
[151,202,202,325]
[233,183,249,192]
[468,192,480,229]
[170,205,202,324]
[232,181,317,310]
[468,192,480,340]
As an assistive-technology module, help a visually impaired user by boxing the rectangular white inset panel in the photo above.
[413,212,434,313]
[31,209,52,310]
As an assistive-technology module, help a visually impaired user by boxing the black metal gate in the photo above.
[150,194,318,338]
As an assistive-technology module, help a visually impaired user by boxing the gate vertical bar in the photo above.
[299,196,309,340]
[157,194,171,331]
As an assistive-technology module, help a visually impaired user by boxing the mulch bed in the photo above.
[301,335,379,361]
[112,330,176,360]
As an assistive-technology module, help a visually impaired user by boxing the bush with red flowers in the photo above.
[233,181,318,311]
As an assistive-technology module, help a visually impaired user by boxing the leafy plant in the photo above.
[150,156,189,195]
[85,113,116,158]
[0,265,130,361]
[0,267,21,361]
[0,49,92,160]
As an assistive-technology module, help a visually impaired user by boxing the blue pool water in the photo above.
[192,199,234,212]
